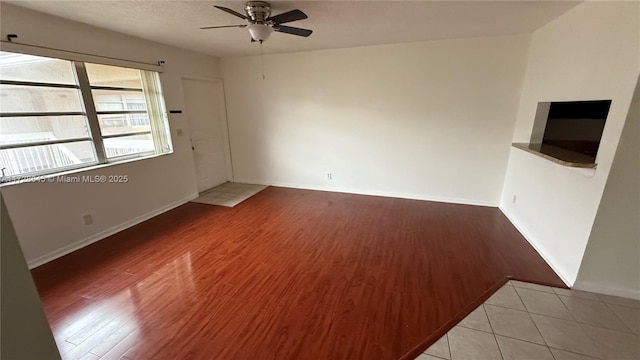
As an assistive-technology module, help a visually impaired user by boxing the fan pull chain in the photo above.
[260,41,265,80]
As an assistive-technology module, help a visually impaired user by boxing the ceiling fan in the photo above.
[201,1,313,43]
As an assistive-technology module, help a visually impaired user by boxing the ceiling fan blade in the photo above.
[267,9,308,24]
[214,5,248,20]
[200,25,247,30]
[273,25,312,37]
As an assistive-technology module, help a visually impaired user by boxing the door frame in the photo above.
[181,76,235,188]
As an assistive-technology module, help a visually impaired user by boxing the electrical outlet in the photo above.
[82,214,93,226]
[327,172,332,180]
[176,128,184,136]
[512,195,517,204]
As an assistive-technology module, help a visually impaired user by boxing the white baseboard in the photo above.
[235,178,498,207]
[499,206,573,287]
[27,193,199,269]
[573,280,640,300]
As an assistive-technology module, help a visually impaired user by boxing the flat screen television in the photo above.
[541,100,612,160]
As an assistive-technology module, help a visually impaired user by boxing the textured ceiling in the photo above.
[5,1,581,58]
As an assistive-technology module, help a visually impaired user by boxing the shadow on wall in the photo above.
[574,75,640,299]
[1,193,61,359]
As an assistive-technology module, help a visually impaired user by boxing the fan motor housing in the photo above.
[245,1,271,23]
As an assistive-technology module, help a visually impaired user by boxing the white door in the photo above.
[183,78,230,193]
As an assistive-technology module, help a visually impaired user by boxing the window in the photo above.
[0,51,172,181]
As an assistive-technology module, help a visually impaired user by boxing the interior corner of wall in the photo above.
[498,204,575,287]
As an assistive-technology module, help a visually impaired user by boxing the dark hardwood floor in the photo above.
[31,187,565,360]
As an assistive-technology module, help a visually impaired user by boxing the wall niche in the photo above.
[514,100,612,168]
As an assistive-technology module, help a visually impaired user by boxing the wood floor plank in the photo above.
[32,187,565,360]
[99,331,140,360]
[88,322,137,358]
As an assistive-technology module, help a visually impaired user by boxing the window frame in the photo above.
[0,52,171,182]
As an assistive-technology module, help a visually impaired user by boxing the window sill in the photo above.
[512,143,597,169]
[0,151,172,187]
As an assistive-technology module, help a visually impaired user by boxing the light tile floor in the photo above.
[191,182,268,207]
[416,281,640,360]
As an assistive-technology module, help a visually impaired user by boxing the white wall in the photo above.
[0,4,220,266]
[574,77,640,299]
[500,1,640,285]
[222,35,530,206]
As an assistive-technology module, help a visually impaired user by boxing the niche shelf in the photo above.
[512,143,597,168]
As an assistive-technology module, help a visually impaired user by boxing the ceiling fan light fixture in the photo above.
[204,3,312,42]
[247,24,273,42]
